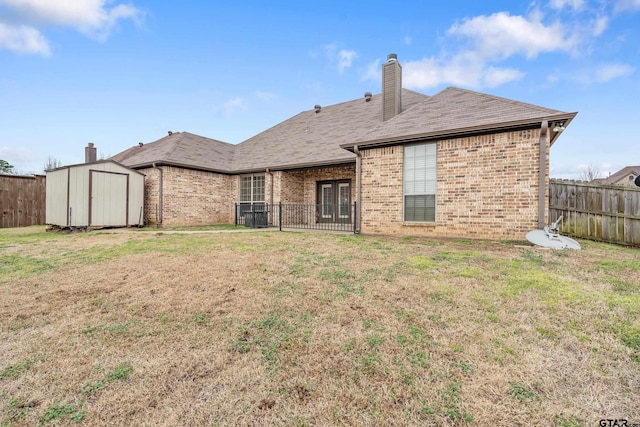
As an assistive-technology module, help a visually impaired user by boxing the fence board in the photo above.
[550,179,640,246]
[0,174,46,228]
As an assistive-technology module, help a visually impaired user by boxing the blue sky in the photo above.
[0,0,638,179]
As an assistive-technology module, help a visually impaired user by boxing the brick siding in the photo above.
[360,129,548,239]
[272,165,356,204]
[140,166,236,226]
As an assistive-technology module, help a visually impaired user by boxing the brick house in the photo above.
[594,166,640,187]
[111,54,576,239]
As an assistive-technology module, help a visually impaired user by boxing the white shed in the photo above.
[46,160,145,227]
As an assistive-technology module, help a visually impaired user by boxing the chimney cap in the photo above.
[87,142,94,148]
[314,104,321,113]
[387,53,398,62]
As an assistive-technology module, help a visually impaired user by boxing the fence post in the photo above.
[234,203,237,226]
[279,202,282,231]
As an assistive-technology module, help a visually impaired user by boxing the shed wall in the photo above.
[46,169,69,226]
[46,162,144,227]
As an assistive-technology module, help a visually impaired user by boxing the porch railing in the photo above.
[234,202,357,233]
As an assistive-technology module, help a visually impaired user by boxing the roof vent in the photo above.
[314,104,321,113]
[138,142,144,147]
[168,131,173,135]
[364,92,372,102]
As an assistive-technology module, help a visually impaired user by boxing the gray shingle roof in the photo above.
[110,132,235,172]
[231,89,427,172]
[595,166,640,185]
[345,87,576,149]
[112,87,576,173]
[113,89,428,173]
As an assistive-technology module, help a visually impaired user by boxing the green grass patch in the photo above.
[0,357,39,380]
[41,403,85,423]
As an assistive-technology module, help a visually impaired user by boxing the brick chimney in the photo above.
[382,53,402,121]
[85,143,97,163]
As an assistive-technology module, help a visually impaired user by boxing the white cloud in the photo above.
[0,23,50,55]
[593,63,635,82]
[0,0,142,55]
[338,49,357,73]
[592,16,608,36]
[447,12,577,59]
[614,0,640,12]
[403,36,412,45]
[223,98,247,116]
[322,44,357,73]
[549,0,585,10]
[403,53,525,89]
[397,11,581,90]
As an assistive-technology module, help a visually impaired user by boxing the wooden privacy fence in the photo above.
[0,174,46,228]
[549,179,640,246]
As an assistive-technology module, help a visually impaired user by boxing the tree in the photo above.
[43,156,63,172]
[579,163,602,182]
[0,159,14,174]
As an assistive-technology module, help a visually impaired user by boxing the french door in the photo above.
[317,180,351,223]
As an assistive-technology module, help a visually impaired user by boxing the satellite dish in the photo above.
[526,216,581,250]
[635,175,640,187]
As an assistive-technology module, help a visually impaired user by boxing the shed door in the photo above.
[90,170,128,226]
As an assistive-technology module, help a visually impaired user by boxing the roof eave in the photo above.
[233,158,356,175]
[342,112,578,151]
[126,160,232,175]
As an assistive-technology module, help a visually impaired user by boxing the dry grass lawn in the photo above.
[1,226,639,426]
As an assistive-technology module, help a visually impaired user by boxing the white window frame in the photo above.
[239,173,265,206]
[403,143,437,222]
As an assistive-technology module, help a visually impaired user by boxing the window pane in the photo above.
[404,143,436,222]
[252,175,265,202]
[339,183,350,218]
[322,184,332,218]
[404,195,435,222]
[240,176,252,202]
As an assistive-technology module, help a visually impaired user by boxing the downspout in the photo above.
[354,145,362,233]
[538,121,548,229]
[153,163,163,226]
[266,168,274,205]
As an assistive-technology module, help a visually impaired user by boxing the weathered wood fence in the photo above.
[549,179,640,246]
[0,173,46,228]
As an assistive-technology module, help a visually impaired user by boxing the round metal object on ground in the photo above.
[526,229,581,250]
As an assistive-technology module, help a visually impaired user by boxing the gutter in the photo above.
[538,121,548,229]
[152,163,163,226]
[341,113,577,151]
[354,145,362,233]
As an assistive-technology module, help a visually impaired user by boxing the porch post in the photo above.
[538,121,548,229]
[279,201,282,231]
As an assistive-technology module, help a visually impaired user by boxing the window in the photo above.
[239,174,265,214]
[404,143,436,222]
